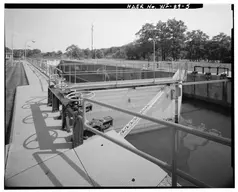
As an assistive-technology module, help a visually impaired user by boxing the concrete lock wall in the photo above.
[59,62,173,82]
[183,73,232,107]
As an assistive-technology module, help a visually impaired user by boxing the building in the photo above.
[5,52,12,60]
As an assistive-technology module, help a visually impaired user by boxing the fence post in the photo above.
[69,64,71,84]
[82,98,86,127]
[116,62,118,84]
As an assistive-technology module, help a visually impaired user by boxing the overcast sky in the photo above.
[5,4,233,52]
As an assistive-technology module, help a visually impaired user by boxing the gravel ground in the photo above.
[5,60,29,144]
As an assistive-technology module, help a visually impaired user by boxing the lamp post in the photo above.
[148,37,157,82]
[148,28,159,82]
[25,40,35,60]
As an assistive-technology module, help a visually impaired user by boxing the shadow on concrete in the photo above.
[21,103,100,187]
[29,103,70,151]
[21,96,47,109]
[22,112,49,124]
[32,151,100,187]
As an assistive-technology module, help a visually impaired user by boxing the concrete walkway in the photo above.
[5,61,169,187]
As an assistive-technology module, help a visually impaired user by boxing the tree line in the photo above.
[104,18,232,63]
[6,18,232,63]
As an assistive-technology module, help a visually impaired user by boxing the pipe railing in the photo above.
[84,122,211,187]
[182,79,230,86]
[83,98,231,146]
[80,96,231,187]
[47,80,232,187]
[27,58,191,85]
[41,58,232,187]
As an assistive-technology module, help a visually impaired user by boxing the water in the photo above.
[126,98,233,187]
[5,61,29,144]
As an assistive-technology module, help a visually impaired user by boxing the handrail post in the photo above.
[75,63,76,84]
[116,62,118,85]
[69,64,71,84]
[171,83,179,186]
[81,97,86,129]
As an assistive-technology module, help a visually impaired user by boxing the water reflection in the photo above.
[126,102,233,187]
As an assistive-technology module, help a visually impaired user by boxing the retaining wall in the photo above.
[183,73,232,107]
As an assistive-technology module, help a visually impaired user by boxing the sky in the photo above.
[5,4,233,52]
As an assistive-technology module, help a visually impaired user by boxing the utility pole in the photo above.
[11,34,14,66]
[91,24,94,58]
[153,39,155,82]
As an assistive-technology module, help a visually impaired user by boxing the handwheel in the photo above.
[65,91,82,102]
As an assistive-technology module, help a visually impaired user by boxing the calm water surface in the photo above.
[126,98,233,187]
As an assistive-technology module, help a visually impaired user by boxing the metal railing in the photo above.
[79,92,231,187]
[27,58,231,187]
[26,58,190,86]
[57,63,179,84]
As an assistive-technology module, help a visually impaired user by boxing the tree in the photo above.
[56,50,63,57]
[65,44,84,59]
[212,33,231,63]
[166,18,187,60]
[5,47,11,53]
[83,48,91,58]
[185,30,209,61]
[155,20,171,61]
[96,49,104,58]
